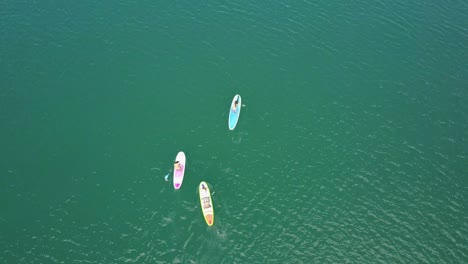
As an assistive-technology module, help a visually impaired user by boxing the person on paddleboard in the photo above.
[232,99,239,112]
[174,161,183,171]
[203,197,211,208]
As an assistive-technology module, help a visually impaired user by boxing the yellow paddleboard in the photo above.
[199,181,214,226]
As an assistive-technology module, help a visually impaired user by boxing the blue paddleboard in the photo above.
[228,94,242,130]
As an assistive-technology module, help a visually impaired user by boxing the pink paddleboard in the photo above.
[173,151,186,189]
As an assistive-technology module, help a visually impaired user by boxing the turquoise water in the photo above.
[1,1,467,263]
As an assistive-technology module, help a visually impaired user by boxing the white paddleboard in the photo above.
[173,151,186,189]
[199,181,214,226]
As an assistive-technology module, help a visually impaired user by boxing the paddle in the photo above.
[164,168,173,182]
